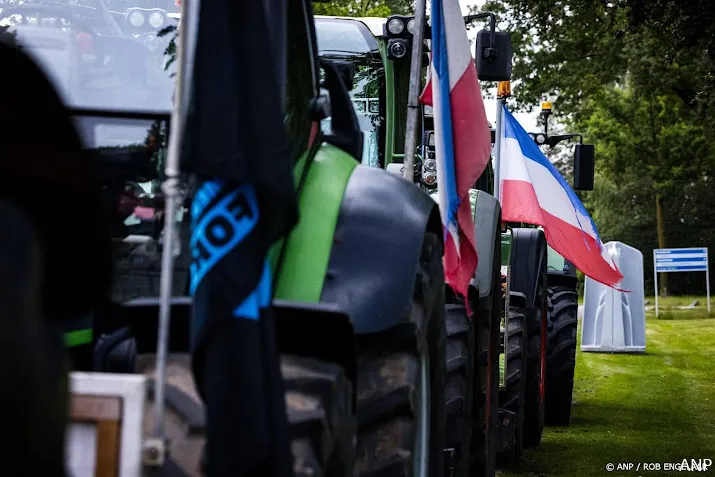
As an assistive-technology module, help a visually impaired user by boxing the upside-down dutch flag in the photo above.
[420,0,492,298]
[498,105,624,288]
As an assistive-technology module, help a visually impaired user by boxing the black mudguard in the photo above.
[272,300,357,402]
[121,297,357,391]
[320,165,442,335]
[472,190,502,298]
[509,227,547,310]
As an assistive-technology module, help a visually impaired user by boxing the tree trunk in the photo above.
[655,193,668,296]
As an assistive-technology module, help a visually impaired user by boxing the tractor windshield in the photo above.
[315,18,385,168]
[1,0,181,299]
[0,0,178,113]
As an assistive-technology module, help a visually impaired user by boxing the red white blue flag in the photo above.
[498,105,624,288]
[420,0,492,298]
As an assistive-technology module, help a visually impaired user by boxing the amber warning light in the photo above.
[497,81,511,97]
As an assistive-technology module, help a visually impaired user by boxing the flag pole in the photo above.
[493,96,504,203]
[493,81,510,203]
[402,0,427,181]
[151,0,188,454]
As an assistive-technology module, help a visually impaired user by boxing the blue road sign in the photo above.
[653,247,710,316]
[654,248,708,272]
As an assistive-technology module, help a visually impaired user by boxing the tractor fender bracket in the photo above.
[509,228,547,310]
[472,190,502,298]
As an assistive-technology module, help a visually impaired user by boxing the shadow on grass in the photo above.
[505,401,712,477]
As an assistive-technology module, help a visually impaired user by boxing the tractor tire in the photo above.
[355,232,447,477]
[282,354,356,477]
[522,271,547,448]
[544,285,578,426]
[496,304,527,468]
[444,302,474,477]
[136,353,356,477]
[470,243,501,477]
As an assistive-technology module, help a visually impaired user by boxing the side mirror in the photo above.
[475,29,513,81]
[320,60,355,91]
[573,144,594,191]
[319,59,363,162]
[333,60,355,91]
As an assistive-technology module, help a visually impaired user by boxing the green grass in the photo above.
[647,295,712,308]
[647,295,712,320]
[498,308,715,477]
[577,294,711,309]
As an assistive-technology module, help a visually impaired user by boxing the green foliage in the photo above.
[313,0,413,17]
[627,0,715,106]
[479,0,715,295]
[1,20,18,47]
[153,24,176,72]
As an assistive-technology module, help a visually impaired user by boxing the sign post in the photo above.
[653,247,710,317]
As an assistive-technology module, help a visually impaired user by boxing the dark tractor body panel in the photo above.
[271,299,357,401]
[509,228,548,309]
[547,270,578,289]
[472,190,502,298]
[120,296,358,392]
[547,258,578,289]
[320,165,442,335]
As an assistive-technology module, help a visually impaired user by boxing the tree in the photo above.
[627,0,715,107]
[578,86,714,294]
[313,0,413,17]
[474,0,715,295]
[0,25,14,45]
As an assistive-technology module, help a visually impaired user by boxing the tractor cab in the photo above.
[4,0,459,474]
[315,15,426,173]
[1,0,180,367]
[0,0,177,111]
[314,17,385,167]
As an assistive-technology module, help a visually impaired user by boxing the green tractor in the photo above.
[526,100,595,426]
[313,12,550,476]
[2,0,462,475]
[490,93,595,432]
[414,16,551,468]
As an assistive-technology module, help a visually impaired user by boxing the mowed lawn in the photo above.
[499,299,715,477]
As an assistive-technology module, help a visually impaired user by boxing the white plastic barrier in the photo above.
[581,241,646,353]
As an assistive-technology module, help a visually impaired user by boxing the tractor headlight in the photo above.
[427,132,435,147]
[407,18,417,35]
[148,11,164,28]
[423,171,437,186]
[128,10,145,27]
[535,133,546,145]
[143,34,159,51]
[387,39,408,59]
[423,158,437,172]
[387,17,405,35]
